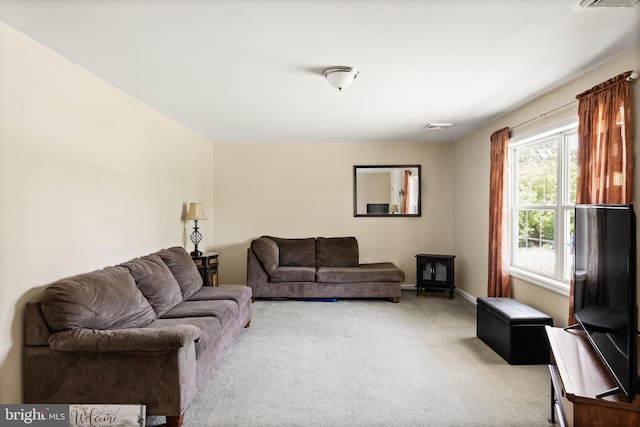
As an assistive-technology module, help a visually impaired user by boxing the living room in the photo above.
[1,1,640,421]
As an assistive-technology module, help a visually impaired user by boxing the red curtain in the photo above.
[569,71,634,324]
[487,127,511,297]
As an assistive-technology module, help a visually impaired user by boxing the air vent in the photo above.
[423,123,453,130]
[580,0,639,7]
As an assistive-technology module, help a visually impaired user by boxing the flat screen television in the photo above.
[573,204,638,402]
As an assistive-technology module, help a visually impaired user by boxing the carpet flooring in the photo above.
[150,289,552,427]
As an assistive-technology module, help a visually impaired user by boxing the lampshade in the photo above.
[323,66,359,92]
[185,203,207,221]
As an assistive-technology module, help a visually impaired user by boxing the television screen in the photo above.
[573,204,637,402]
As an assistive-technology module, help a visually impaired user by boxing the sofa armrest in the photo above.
[48,325,201,352]
[247,247,270,298]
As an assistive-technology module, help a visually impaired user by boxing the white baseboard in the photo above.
[455,287,477,304]
[402,284,477,304]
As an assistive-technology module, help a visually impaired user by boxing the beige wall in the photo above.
[212,142,454,286]
[0,23,214,403]
[452,46,640,327]
[357,172,390,213]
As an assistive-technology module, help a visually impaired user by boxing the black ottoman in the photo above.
[476,297,553,365]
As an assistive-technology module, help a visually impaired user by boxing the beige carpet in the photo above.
[151,289,551,427]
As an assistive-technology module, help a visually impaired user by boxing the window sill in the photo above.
[509,267,570,297]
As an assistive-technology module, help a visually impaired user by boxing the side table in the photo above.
[192,252,219,287]
[415,254,455,299]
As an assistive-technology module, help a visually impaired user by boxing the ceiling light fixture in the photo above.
[323,66,359,92]
[423,123,453,130]
[579,0,639,7]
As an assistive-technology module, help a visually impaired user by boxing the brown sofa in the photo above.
[247,236,405,302]
[23,246,252,427]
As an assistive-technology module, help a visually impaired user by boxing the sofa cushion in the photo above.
[41,266,156,332]
[251,237,279,273]
[316,237,359,267]
[316,262,405,283]
[187,285,253,305]
[161,300,239,329]
[269,266,316,282]
[122,254,183,317]
[156,246,203,300]
[266,237,316,267]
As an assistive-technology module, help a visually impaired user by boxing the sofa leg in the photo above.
[245,319,251,328]
[392,297,400,303]
[166,414,184,427]
[251,297,255,303]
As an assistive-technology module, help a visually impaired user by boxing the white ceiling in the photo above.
[1,0,639,144]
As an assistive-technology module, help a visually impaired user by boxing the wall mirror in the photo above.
[353,165,421,217]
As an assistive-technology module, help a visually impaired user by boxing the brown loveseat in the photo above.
[247,236,405,302]
[23,246,252,427]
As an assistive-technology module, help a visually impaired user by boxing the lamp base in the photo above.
[191,250,202,257]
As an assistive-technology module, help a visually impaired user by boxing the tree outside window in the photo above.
[510,124,577,288]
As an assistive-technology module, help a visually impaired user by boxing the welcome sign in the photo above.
[69,405,145,427]
[1,404,145,427]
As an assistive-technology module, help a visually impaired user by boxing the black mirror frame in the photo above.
[353,165,421,217]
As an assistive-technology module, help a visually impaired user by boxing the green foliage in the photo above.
[513,129,578,277]
[516,140,557,206]
[518,209,554,248]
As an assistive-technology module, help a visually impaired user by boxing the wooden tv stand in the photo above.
[545,326,640,426]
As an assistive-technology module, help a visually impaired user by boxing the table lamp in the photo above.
[185,203,207,256]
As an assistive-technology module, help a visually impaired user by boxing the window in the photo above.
[509,121,578,294]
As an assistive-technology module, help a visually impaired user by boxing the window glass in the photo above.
[516,209,555,274]
[516,140,557,206]
[566,132,578,204]
[510,123,577,291]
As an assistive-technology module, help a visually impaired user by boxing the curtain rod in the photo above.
[510,70,639,131]
[510,99,578,131]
